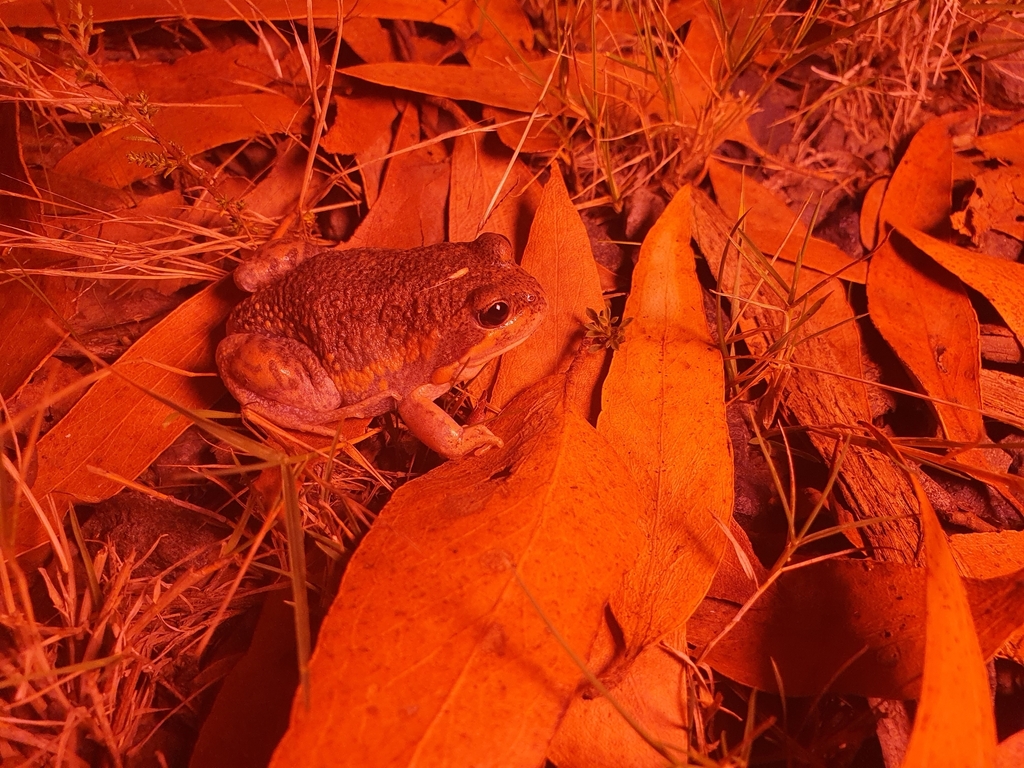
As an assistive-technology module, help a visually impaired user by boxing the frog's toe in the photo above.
[457,425,504,456]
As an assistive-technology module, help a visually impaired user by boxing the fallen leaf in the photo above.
[974,121,1024,167]
[574,1,699,52]
[448,130,541,251]
[548,628,690,768]
[18,278,240,556]
[190,593,299,768]
[82,189,186,250]
[998,728,1024,768]
[2,0,464,28]
[344,104,449,250]
[868,117,1008,497]
[551,186,732,767]
[868,235,984,445]
[688,552,1024,699]
[860,177,888,251]
[344,49,703,140]
[879,116,953,233]
[450,0,536,67]
[98,41,285,102]
[708,160,868,282]
[342,60,552,113]
[954,165,1024,242]
[269,375,645,768]
[491,168,605,412]
[668,9,766,155]
[897,225,1024,347]
[54,93,307,189]
[321,93,398,156]
[600,185,733,648]
[951,530,1024,578]
[483,106,567,154]
[0,276,77,403]
[0,101,76,402]
[902,472,997,768]
[236,139,332,225]
[341,16,394,63]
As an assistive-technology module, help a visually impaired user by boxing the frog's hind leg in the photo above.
[217,333,352,431]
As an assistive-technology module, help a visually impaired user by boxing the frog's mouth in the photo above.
[430,306,547,385]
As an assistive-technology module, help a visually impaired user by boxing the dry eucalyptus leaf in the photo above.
[270,375,644,768]
[898,225,1024,348]
[55,93,308,189]
[600,185,733,650]
[18,279,239,557]
[491,168,605,412]
[903,474,997,768]
[343,104,449,250]
[869,117,1011,498]
[690,549,1024,700]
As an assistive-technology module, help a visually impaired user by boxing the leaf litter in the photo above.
[2,2,1024,767]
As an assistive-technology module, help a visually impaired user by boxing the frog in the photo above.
[216,233,547,458]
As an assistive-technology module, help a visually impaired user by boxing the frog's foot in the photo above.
[217,332,343,420]
[217,333,396,434]
[397,384,503,459]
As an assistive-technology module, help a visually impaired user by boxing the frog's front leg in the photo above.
[217,333,393,431]
[396,383,503,459]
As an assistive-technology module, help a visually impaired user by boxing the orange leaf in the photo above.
[341,17,394,64]
[321,94,398,157]
[0,102,74,401]
[454,0,536,66]
[867,118,1006,492]
[600,185,733,648]
[550,186,732,768]
[190,593,298,768]
[3,0,462,28]
[902,473,997,768]
[342,60,552,113]
[0,279,72,400]
[491,168,605,411]
[897,225,1024,348]
[879,116,953,233]
[951,530,1024,579]
[448,131,541,251]
[344,104,449,250]
[548,628,689,768]
[18,278,239,556]
[54,93,307,189]
[99,41,284,102]
[974,121,1024,167]
[483,105,566,155]
[689,550,1024,699]
[708,160,868,282]
[998,729,1024,768]
[860,177,887,251]
[269,376,644,768]
[868,237,983,444]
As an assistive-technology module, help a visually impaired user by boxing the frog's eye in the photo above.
[478,301,511,328]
